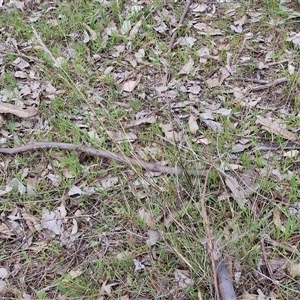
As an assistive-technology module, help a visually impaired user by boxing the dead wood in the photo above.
[0,142,208,176]
[169,0,193,50]
[248,77,288,92]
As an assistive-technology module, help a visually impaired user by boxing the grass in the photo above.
[1,0,300,299]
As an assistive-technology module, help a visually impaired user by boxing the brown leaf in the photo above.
[129,20,142,40]
[178,58,194,75]
[14,70,27,78]
[160,123,181,141]
[0,103,38,118]
[287,262,300,278]
[193,22,223,35]
[107,131,137,142]
[138,208,156,228]
[273,207,285,232]
[127,116,156,128]
[256,116,297,142]
[122,74,142,92]
[189,114,199,134]
[82,23,97,40]
[225,175,247,209]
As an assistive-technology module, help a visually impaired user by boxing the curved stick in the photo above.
[169,0,193,50]
[0,142,206,176]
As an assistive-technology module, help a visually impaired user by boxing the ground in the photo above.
[1,0,300,299]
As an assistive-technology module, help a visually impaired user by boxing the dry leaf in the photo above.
[174,269,194,289]
[225,175,247,208]
[216,260,237,300]
[283,150,299,158]
[231,143,252,153]
[160,123,181,141]
[176,36,196,47]
[107,130,137,142]
[287,262,300,278]
[193,22,223,35]
[189,114,199,134]
[138,208,156,228]
[178,58,194,75]
[41,208,64,235]
[256,116,297,142]
[100,176,118,189]
[133,259,146,272]
[125,115,156,128]
[62,269,83,283]
[146,229,159,246]
[215,108,231,116]
[197,47,219,63]
[54,56,65,68]
[8,178,26,195]
[200,110,214,120]
[203,120,223,132]
[230,15,246,33]
[26,177,37,196]
[0,268,9,279]
[82,23,97,40]
[129,20,142,40]
[273,207,285,233]
[14,71,27,78]
[68,185,83,196]
[240,291,259,300]
[121,20,131,35]
[287,32,300,47]
[12,57,30,70]
[0,280,7,294]
[123,80,137,92]
[122,74,142,92]
[83,30,91,43]
[207,77,220,88]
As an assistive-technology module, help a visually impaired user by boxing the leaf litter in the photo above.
[1,0,300,299]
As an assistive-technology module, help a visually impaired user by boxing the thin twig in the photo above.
[169,0,193,50]
[200,167,221,300]
[255,141,300,151]
[248,77,288,92]
[263,234,300,256]
[234,77,269,84]
[0,142,208,176]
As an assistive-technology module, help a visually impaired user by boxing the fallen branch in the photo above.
[248,77,288,92]
[169,0,193,50]
[262,234,300,256]
[0,142,208,176]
